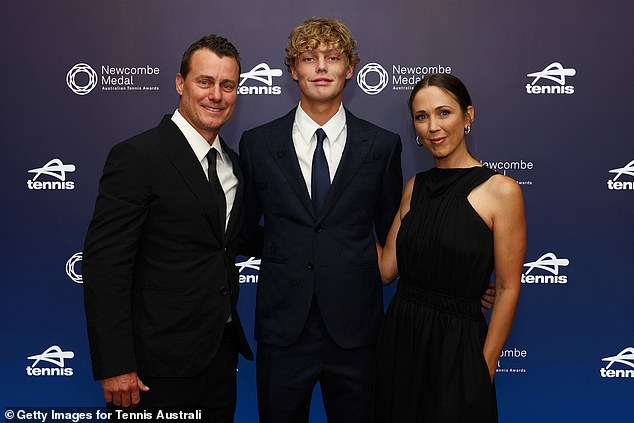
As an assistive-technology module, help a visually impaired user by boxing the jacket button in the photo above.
[307,263,314,270]
[315,225,323,233]
[219,287,229,296]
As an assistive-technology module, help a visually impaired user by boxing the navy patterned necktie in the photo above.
[311,128,330,212]
[207,148,226,232]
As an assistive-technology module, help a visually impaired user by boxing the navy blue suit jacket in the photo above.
[239,108,402,348]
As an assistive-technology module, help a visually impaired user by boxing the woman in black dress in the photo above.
[373,74,526,422]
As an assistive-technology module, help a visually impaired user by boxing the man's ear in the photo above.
[175,73,184,95]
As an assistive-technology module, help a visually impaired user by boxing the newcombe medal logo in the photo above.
[356,63,389,95]
[66,63,98,95]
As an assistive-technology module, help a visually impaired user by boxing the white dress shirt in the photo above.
[171,109,237,230]
[292,102,347,198]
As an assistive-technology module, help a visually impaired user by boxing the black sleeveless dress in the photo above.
[373,167,498,423]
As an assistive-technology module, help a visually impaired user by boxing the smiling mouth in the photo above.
[430,137,445,144]
[203,105,223,113]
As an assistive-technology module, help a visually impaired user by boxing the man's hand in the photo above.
[481,282,496,314]
[101,371,149,407]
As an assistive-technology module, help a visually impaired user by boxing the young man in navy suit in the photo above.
[239,18,403,422]
[83,35,252,422]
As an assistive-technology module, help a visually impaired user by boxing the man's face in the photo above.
[290,43,354,106]
[176,49,239,144]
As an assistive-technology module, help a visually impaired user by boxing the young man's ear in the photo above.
[290,64,299,82]
[345,63,355,80]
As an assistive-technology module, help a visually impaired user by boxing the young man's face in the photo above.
[175,49,239,144]
[290,43,354,106]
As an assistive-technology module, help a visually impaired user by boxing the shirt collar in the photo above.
[294,102,346,144]
[171,109,224,163]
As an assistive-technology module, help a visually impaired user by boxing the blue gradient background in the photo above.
[1,1,632,421]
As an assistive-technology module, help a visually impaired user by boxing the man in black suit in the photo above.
[83,35,252,422]
[239,18,403,422]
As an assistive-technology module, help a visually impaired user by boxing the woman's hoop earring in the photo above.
[464,124,471,136]
[415,135,424,147]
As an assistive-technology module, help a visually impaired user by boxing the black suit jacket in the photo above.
[83,115,253,380]
[239,108,402,348]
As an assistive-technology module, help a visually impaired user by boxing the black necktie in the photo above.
[207,148,226,232]
[311,128,330,212]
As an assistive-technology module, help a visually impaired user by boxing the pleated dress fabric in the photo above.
[373,167,498,423]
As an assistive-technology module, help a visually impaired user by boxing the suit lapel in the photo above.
[265,110,316,219]
[156,116,225,243]
[319,110,371,218]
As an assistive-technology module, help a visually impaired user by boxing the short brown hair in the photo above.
[180,34,241,78]
[284,17,360,73]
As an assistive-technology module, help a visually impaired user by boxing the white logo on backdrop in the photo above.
[607,159,634,190]
[26,345,75,377]
[522,252,569,284]
[240,63,283,86]
[238,63,283,95]
[236,257,261,272]
[600,347,634,378]
[28,346,74,367]
[66,63,98,95]
[27,159,76,190]
[602,348,634,369]
[523,252,569,275]
[526,62,576,94]
[236,257,260,284]
[66,252,83,284]
[527,62,576,85]
[609,160,634,181]
[28,159,76,181]
[357,63,389,95]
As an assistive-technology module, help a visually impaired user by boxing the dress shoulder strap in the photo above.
[457,166,498,194]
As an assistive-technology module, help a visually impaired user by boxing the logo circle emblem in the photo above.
[66,252,83,283]
[66,63,98,95]
[356,63,388,95]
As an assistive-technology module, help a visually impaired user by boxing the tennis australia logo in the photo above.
[26,345,75,377]
[607,159,634,190]
[66,252,83,284]
[357,63,389,95]
[67,63,98,95]
[522,252,569,284]
[236,256,260,283]
[600,347,634,378]
[526,62,576,95]
[238,63,282,95]
[27,158,76,190]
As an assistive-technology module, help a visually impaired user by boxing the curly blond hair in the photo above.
[284,17,360,73]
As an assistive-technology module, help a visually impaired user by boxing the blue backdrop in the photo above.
[1,1,632,421]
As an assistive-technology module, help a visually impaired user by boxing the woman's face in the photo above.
[411,85,473,164]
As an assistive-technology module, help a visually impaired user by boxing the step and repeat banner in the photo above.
[1,1,632,421]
